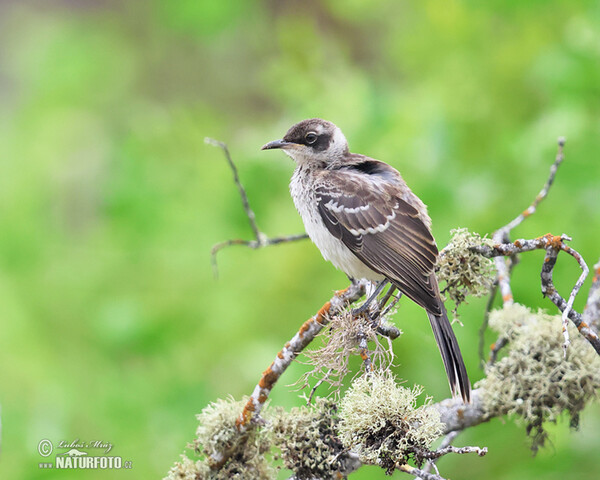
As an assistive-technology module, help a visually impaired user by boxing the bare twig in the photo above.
[417,431,459,479]
[478,281,498,366]
[490,137,566,307]
[413,435,489,479]
[554,241,589,354]
[437,431,460,451]
[540,244,597,354]
[357,326,373,372]
[205,138,261,239]
[398,463,447,480]
[419,444,488,459]
[306,369,332,405]
[584,260,600,333]
[206,137,308,275]
[472,234,597,355]
[493,254,515,306]
[488,336,509,365]
[497,137,565,235]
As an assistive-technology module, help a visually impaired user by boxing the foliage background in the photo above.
[0,1,599,478]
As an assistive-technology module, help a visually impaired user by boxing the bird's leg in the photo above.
[352,280,389,316]
[377,284,397,311]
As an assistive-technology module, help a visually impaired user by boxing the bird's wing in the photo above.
[315,168,442,314]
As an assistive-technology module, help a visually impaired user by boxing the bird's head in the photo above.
[262,118,349,167]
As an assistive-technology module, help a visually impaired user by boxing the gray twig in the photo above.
[490,137,566,307]
[357,326,373,373]
[306,369,332,405]
[472,234,597,355]
[398,463,447,480]
[417,431,459,479]
[420,444,488,459]
[584,260,600,334]
[540,243,596,354]
[478,281,498,367]
[497,137,565,235]
[206,137,308,275]
[488,336,509,365]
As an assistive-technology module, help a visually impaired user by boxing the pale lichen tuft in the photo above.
[338,372,443,474]
[163,397,275,480]
[437,228,496,317]
[164,454,209,480]
[269,398,349,479]
[478,303,600,452]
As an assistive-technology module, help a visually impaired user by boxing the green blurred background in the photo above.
[1,0,599,478]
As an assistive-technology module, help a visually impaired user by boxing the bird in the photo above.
[261,118,471,403]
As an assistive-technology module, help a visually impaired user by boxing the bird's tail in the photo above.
[427,307,471,403]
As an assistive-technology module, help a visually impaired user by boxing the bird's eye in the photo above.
[305,132,318,144]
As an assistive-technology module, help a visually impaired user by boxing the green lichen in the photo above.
[437,228,496,317]
[164,397,275,480]
[269,399,348,480]
[164,454,209,480]
[478,303,600,452]
[338,372,443,475]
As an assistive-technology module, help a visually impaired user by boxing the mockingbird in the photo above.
[262,118,471,403]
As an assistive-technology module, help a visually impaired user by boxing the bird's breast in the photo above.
[290,169,384,282]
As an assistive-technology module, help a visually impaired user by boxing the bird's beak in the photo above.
[261,139,293,150]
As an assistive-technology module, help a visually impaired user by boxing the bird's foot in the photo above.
[351,302,372,318]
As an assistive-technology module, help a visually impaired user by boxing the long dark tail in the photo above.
[427,307,471,403]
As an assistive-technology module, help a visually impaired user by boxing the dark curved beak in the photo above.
[261,139,292,150]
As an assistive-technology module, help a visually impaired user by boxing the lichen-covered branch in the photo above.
[166,137,600,480]
[478,303,600,452]
[236,281,367,433]
[434,389,490,434]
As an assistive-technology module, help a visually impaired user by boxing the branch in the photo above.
[490,137,565,307]
[235,281,368,433]
[496,137,565,236]
[541,245,597,354]
[478,281,498,366]
[190,136,598,480]
[420,444,487,460]
[357,326,374,372]
[398,463,447,480]
[415,431,486,480]
[434,389,490,434]
[584,259,600,334]
[472,234,597,355]
[206,138,308,275]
